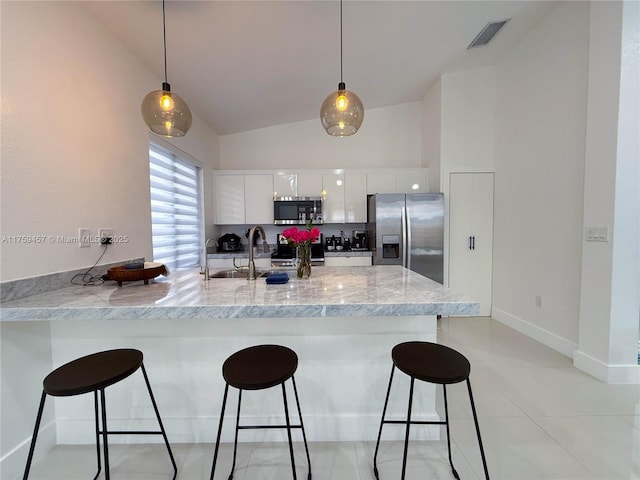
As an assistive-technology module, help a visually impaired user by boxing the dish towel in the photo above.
[265,272,289,284]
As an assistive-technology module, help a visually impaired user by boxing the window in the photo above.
[149,142,202,270]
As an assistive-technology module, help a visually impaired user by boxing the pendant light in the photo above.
[320,0,364,136]
[141,0,192,137]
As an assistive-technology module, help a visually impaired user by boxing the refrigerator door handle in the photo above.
[406,206,412,270]
[401,206,408,267]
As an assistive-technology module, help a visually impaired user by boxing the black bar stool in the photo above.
[210,344,312,480]
[23,348,177,480]
[373,341,489,480]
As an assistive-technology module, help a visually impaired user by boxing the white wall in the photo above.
[0,1,219,283]
[492,1,590,354]
[0,4,219,475]
[421,78,442,193]
[219,102,422,170]
[575,0,639,383]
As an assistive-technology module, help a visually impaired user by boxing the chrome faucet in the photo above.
[203,238,218,281]
[247,225,268,280]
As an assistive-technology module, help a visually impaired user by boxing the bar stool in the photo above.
[373,341,489,480]
[209,344,311,480]
[23,348,177,480]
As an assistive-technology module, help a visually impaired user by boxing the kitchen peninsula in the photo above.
[1,266,477,468]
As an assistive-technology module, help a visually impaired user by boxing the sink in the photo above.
[209,270,269,279]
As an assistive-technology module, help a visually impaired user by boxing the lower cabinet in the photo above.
[324,256,372,267]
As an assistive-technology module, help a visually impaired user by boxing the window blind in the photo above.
[149,143,201,270]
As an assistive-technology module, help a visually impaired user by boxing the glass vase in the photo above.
[296,244,312,279]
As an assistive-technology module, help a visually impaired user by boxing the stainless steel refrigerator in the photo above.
[367,193,444,284]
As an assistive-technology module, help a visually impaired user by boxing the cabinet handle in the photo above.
[472,236,476,250]
[469,236,473,250]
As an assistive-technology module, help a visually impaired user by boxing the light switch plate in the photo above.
[585,226,609,242]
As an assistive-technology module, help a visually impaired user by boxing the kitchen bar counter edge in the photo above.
[0,265,478,321]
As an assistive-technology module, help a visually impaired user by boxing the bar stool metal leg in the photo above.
[93,391,102,480]
[22,392,47,480]
[140,363,178,480]
[228,388,243,479]
[210,384,230,480]
[291,376,312,480]
[467,379,490,480]
[400,377,415,480]
[443,385,460,479]
[99,388,111,480]
[373,365,396,480]
[281,382,298,480]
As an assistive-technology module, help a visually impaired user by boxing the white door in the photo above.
[449,172,494,316]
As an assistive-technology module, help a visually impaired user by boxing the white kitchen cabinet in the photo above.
[325,256,372,267]
[322,173,345,224]
[214,174,245,224]
[448,172,494,316]
[367,173,396,194]
[397,169,428,193]
[345,173,367,223]
[244,175,274,224]
[274,174,297,197]
[298,173,323,197]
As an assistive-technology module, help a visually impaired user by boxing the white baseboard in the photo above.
[0,420,56,480]
[491,308,577,358]
[573,350,640,384]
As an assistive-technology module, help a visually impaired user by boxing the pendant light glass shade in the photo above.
[320,0,364,136]
[320,81,364,136]
[141,0,192,137]
[142,82,192,137]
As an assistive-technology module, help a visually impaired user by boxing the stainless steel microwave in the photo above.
[273,197,323,225]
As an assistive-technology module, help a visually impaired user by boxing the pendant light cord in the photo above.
[339,0,343,83]
[162,0,168,84]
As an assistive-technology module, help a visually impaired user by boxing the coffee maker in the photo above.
[352,230,369,250]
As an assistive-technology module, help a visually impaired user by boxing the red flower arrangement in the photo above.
[281,224,320,278]
[281,226,321,247]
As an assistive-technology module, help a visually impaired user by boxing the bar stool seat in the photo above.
[23,349,177,480]
[374,341,490,480]
[210,344,312,480]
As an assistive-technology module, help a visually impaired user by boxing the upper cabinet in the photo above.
[273,173,323,198]
[298,173,323,197]
[214,174,245,224]
[273,174,297,197]
[214,168,429,225]
[345,173,367,223]
[322,173,345,224]
[367,169,428,194]
[244,175,274,225]
[214,173,273,225]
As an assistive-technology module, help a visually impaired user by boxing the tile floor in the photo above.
[24,317,640,480]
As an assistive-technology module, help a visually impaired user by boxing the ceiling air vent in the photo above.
[467,19,510,49]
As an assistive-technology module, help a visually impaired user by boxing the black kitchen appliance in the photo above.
[352,230,369,250]
[273,197,323,225]
[218,233,243,252]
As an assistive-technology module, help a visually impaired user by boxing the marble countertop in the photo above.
[0,266,478,321]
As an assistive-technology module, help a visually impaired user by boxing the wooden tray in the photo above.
[107,263,167,287]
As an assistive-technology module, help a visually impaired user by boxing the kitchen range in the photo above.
[271,233,325,267]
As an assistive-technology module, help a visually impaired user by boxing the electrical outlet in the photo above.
[98,228,113,245]
[535,295,543,308]
[78,228,91,248]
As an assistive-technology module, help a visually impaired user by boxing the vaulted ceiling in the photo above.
[84,1,557,135]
